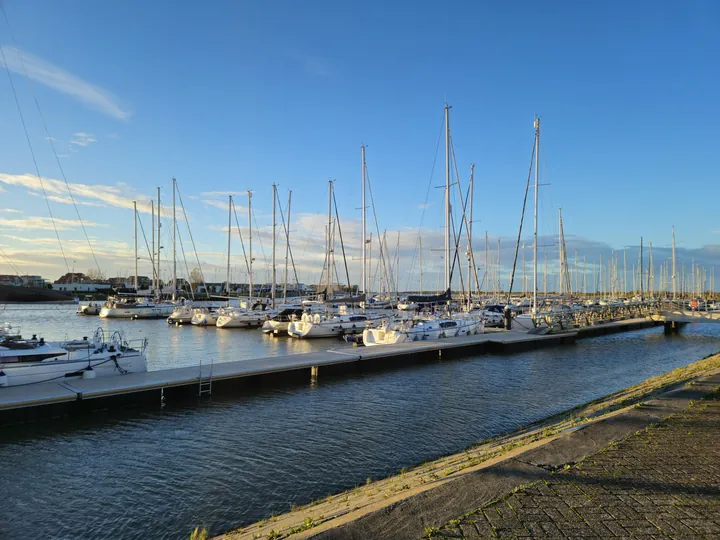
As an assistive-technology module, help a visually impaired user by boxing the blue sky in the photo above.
[0,1,718,291]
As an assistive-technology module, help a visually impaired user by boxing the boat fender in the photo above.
[82,367,96,380]
[0,370,7,387]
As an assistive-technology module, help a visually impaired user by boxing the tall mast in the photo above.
[226,195,232,300]
[533,116,540,314]
[151,200,155,293]
[361,145,367,303]
[283,190,292,303]
[419,236,423,294]
[672,226,676,300]
[649,241,654,297]
[247,190,253,304]
[172,178,177,301]
[558,208,562,295]
[639,237,644,297]
[485,231,489,294]
[467,163,474,304]
[327,180,333,298]
[497,238,501,297]
[623,249,627,296]
[444,103,451,294]
[133,201,138,294]
[157,187,161,298]
[271,183,277,309]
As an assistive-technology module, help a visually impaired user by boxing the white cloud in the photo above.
[201,191,246,197]
[70,132,97,147]
[0,45,131,120]
[0,172,151,213]
[0,208,21,213]
[47,195,106,207]
[0,216,103,230]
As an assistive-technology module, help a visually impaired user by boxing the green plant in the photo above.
[190,527,208,540]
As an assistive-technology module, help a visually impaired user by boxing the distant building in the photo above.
[126,276,152,290]
[55,272,90,284]
[0,274,23,286]
[51,282,113,293]
[20,275,45,288]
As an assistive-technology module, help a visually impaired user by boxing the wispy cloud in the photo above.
[0,216,103,230]
[0,173,150,213]
[0,208,21,213]
[47,194,106,207]
[70,132,97,147]
[201,191,245,197]
[0,46,131,120]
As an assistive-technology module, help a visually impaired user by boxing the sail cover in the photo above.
[405,288,451,303]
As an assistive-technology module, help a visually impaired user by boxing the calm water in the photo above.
[1,305,719,539]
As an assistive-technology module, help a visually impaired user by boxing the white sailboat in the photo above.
[0,328,147,387]
[101,190,174,319]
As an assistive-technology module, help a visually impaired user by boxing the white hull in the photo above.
[287,314,378,339]
[100,304,174,319]
[216,310,274,328]
[191,311,219,326]
[261,319,290,334]
[0,336,147,387]
[76,304,101,316]
[168,306,195,325]
[363,316,483,346]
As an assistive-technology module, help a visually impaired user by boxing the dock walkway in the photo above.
[0,318,655,424]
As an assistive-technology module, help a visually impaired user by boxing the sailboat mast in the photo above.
[533,117,540,314]
[361,145,367,303]
[468,163,474,305]
[640,237,644,297]
[226,195,232,299]
[271,183,277,309]
[444,103,451,295]
[247,190,253,304]
[157,187,161,298]
[172,178,177,301]
[419,236,423,295]
[283,190,292,303]
[327,180,333,298]
[133,201,138,294]
[151,200,155,293]
[672,226,677,300]
[485,232,489,294]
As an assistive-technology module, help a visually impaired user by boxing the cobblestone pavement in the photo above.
[428,394,720,539]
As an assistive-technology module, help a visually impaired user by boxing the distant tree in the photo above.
[189,268,204,286]
[86,268,105,281]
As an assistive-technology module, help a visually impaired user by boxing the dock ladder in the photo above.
[198,357,214,397]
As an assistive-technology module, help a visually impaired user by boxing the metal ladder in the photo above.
[198,357,214,397]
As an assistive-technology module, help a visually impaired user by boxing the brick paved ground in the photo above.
[428,394,720,539]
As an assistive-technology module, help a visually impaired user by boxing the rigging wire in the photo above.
[331,189,352,289]
[175,222,195,300]
[405,112,446,291]
[0,247,23,275]
[175,186,209,295]
[276,193,301,292]
[0,43,69,273]
[0,7,101,274]
[231,199,252,278]
[364,167,395,302]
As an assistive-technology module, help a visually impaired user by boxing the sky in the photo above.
[0,0,718,293]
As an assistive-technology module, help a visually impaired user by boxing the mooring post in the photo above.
[311,365,319,381]
[504,306,512,330]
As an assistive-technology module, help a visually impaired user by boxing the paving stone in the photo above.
[430,396,720,540]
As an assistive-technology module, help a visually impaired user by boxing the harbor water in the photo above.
[1,305,720,539]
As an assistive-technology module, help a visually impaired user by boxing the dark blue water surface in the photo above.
[1,305,719,539]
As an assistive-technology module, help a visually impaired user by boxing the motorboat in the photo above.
[167,303,195,325]
[363,314,483,346]
[216,305,276,329]
[0,328,148,387]
[261,308,305,335]
[99,297,174,319]
[76,302,101,316]
[287,312,381,339]
[191,307,221,326]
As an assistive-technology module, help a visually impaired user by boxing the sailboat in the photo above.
[216,189,279,329]
[101,188,175,319]
[363,105,483,346]
[515,117,550,332]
